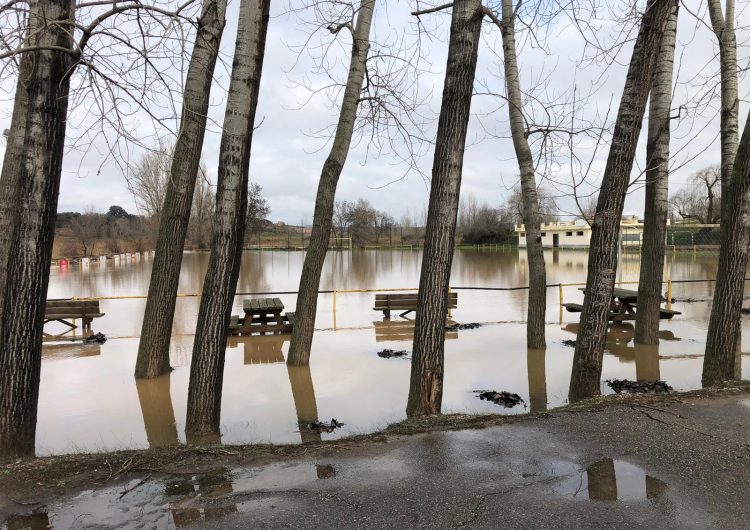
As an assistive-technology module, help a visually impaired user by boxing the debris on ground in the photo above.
[742,307,750,315]
[306,419,345,433]
[85,332,107,344]
[377,349,409,358]
[446,322,482,331]
[606,379,673,394]
[561,339,576,347]
[474,390,526,409]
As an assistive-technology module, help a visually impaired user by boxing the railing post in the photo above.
[666,280,672,310]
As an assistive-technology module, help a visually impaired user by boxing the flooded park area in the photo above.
[37,248,749,456]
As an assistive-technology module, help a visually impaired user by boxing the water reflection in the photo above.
[547,458,667,501]
[136,375,179,448]
[563,323,672,383]
[4,512,50,530]
[41,342,101,361]
[527,348,547,413]
[373,318,459,342]
[166,468,238,526]
[227,335,287,364]
[287,364,321,443]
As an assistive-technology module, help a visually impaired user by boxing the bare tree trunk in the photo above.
[287,0,375,366]
[703,117,750,385]
[568,0,674,402]
[406,0,482,418]
[499,0,546,349]
[707,0,738,196]
[0,10,40,340]
[135,0,227,379]
[0,0,75,457]
[185,0,270,438]
[635,6,678,345]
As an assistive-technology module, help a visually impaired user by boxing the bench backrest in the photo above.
[45,299,101,316]
[374,292,458,308]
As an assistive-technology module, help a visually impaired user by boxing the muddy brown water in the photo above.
[37,248,747,455]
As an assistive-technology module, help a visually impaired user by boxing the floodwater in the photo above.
[36,248,748,455]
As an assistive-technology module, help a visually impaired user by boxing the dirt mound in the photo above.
[307,419,345,433]
[606,379,673,394]
[446,322,482,331]
[474,390,526,408]
[377,349,409,358]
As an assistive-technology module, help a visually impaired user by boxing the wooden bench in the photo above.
[44,299,104,331]
[374,292,458,318]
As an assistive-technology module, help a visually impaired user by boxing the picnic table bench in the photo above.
[228,297,295,336]
[563,287,680,322]
[44,299,104,332]
[374,292,458,318]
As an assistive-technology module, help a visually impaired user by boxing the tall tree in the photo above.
[406,0,482,417]
[135,0,227,379]
[496,0,547,348]
[287,0,376,366]
[635,6,678,345]
[702,120,750,384]
[707,0,738,197]
[0,0,76,457]
[185,0,270,437]
[0,5,38,341]
[568,0,675,401]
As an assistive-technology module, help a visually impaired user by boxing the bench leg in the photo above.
[384,309,391,319]
[399,310,413,318]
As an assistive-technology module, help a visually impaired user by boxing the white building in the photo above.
[515,216,651,249]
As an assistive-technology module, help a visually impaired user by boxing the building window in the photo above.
[520,232,525,237]
[541,232,547,237]
[577,231,584,236]
[566,231,573,236]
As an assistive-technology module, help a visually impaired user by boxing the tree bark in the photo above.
[499,0,546,349]
[707,0,738,196]
[568,0,675,402]
[0,9,40,341]
[286,0,375,366]
[703,115,750,385]
[635,6,678,345]
[0,0,76,457]
[185,0,270,437]
[406,0,482,418]
[135,0,227,379]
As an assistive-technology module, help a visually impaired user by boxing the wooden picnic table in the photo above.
[563,287,680,322]
[229,297,294,336]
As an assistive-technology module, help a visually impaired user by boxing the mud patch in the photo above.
[606,379,673,394]
[306,419,345,433]
[475,390,526,409]
[377,349,408,358]
[445,322,482,331]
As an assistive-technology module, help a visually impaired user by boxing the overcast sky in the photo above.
[0,0,746,223]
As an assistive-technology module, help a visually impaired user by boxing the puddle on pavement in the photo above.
[2,463,338,529]
[544,459,668,501]
[32,249,750,455]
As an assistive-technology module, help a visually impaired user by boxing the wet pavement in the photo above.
[3,391,748,528]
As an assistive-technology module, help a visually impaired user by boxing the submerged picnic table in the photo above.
[228,297,295,336]
[563,287,680,322]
